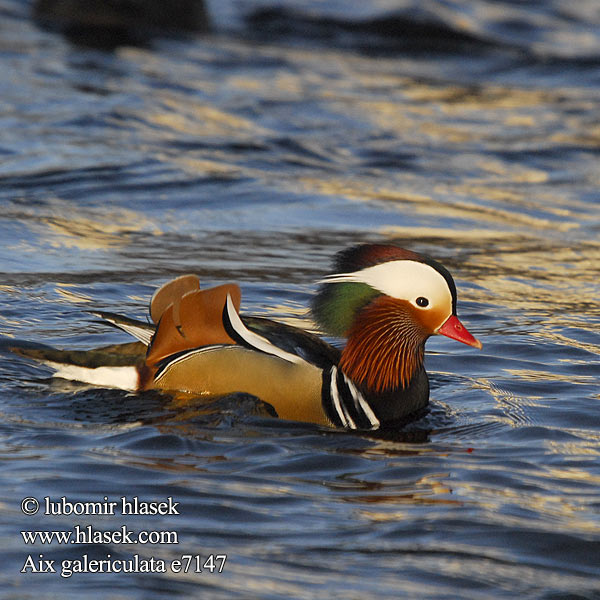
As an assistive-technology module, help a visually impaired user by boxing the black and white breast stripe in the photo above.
[322,366,380,430]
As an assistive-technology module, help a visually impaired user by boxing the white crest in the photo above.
[320,259,453,320]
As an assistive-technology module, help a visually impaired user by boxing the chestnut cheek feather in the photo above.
[339,297,427,393]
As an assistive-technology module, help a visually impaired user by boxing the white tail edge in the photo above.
[45,362,139,391]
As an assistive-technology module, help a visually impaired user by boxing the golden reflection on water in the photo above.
[293,174,583,233]
[454,479,600,534]
[44,213,149,249]
[529,330,600,356]
[146,96,265,138]
[24,199,162,251]
[54,284,93,304]
[506,368,597,385]
[546,439,600,457]
[172,156,247,180]
[472,378,533,426]
[52,40,598,281]
[467,242,600,313]
[250,302,314,332]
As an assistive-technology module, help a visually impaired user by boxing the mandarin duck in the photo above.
[13,244,481,429]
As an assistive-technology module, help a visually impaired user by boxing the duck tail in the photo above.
[89,311,154,345]
[9,341,143,391]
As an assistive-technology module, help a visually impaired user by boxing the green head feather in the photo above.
[311,281,379,338]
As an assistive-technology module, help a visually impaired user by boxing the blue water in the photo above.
[1,1,599,598]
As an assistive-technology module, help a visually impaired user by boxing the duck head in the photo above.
[312,244,481,394]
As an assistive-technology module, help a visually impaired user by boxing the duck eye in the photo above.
[416,297,429,308]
